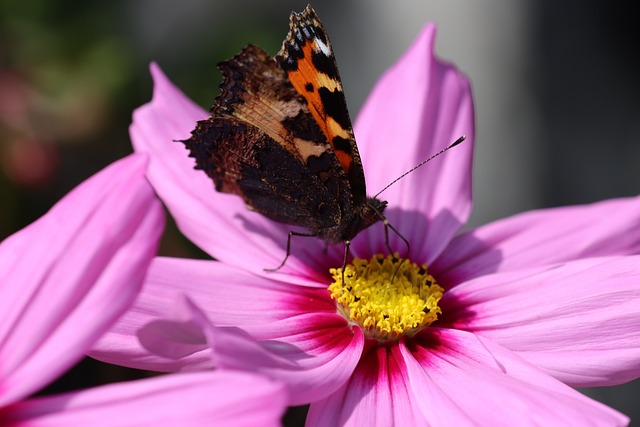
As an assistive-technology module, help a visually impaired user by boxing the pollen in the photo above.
[329,254,443,341]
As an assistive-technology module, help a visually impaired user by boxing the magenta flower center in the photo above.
[328,254,443,341]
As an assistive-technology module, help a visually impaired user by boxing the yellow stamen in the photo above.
[329,254,443,341]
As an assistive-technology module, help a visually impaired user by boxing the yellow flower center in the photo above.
[329,254,444,341]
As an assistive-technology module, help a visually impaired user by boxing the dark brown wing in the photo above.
[182,45,353,233]
[184,117,343,231]
[275,5,367,205]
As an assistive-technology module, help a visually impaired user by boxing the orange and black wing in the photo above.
[276,5,367,205]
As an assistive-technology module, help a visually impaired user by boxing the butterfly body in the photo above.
[183,6,386,261]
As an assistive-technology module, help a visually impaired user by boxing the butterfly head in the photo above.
[345,197,388,242]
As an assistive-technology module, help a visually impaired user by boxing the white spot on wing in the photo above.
[314,37,332,57]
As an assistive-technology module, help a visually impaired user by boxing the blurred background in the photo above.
[2,0,638,424]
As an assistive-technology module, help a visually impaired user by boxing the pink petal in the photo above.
[142,295,363,406]
[434,195,640,286]
[309,329,627,426]
[91,256,334,370]
[242,312,364,405]
[397,329,628,426]
[0,154,164,407]
[442,256,640,387]
[0,371,287,427]
[91,257,363,405]
[131,63,330,286]
[352,24,475,264]
[306,342,425,426]
[134,295,298,370]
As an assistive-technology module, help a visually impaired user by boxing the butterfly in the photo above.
[183,5,405,272]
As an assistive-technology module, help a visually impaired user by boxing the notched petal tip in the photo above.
[148,62,179,102]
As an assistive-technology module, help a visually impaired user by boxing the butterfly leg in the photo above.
[264,230,317,272]
[340,240,351,286]
[382,217,410,258]
[381,218,411,282]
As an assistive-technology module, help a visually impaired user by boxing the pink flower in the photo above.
[94,24,640,425]
[0,155,287,426]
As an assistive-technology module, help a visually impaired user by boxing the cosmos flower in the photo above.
[0,155,286,426]
[92,24,640,425]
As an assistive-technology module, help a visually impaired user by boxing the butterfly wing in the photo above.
[183,45,351,235]
[276,5,368,206]
[213,45,325,166]
[186,116,343,230]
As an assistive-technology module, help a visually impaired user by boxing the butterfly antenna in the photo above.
[373,135,466,199]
